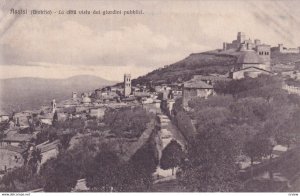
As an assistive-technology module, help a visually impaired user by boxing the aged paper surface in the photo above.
[1,0,300,193]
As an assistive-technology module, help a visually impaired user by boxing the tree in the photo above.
[28,148,43,174]
[0,165,44,192]
[52,111,58,127]
[48,127,58,142]
[85,150,121,191]
[128,141,159,191]
[58,133,73,150]
[160,139,184,175]
[40,152,80,192]
[243,134,271,178]
[214,75,284,101]
[188,95,234,111]
[103,107,150,138]
[179,124,241,191]
[0,130,5,140]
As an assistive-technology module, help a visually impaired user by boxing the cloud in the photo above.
[0,16,187,68]
[1,0,300,80]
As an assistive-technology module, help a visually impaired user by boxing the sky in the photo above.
[0,0,300,81]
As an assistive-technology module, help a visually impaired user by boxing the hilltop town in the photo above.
[1,32,300,192]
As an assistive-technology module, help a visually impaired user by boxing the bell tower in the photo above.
[51,99,56,113]
[124,74,131,97]
[237,32,246,44]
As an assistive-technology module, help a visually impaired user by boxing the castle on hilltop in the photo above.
[223,32,267,52]
[223,32,271,65]
[222,32,272,79]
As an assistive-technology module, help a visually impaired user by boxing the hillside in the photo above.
[133,52,237,85]
[0,75,116,114]
[133,50,300,86]
[271,50,300,69]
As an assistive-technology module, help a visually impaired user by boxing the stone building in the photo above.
[124,74,132,97]
[272,44,300,54]
[82,96,92,106]
[230,48,273,79]
[72,92,77,100]
[256,44,271,66]
[51,99,57,113]
[191,75,231,86]
[0,133,33,147]
[223,32,271,66]
[223,32,246,51]
[182,76,214,108]
[36,140,60,165]
[89,107,106,119]
[0,114,9,123]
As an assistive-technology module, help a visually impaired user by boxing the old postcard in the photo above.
[0,0,300,193]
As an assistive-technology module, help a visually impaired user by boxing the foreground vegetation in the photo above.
[175,75,300,191]
[0,106,155,192]
[1,75,300,192]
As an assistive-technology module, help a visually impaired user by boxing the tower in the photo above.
[51,99,56,113]
[223,42,227,50]
[124,74,131,97]
[278,44,284,52]
[72,92,77,100]
[237,32,246,44]
[256,44,271,71]
[254,39,261,46]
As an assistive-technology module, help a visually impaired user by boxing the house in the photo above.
[39,112,54,126]
[191,75,231,85]
[13,112,30,129]
[0,114,9,123]
[95,88,119,101]
[122,96,136,102]
[58,98,80,108]
[36,140,60,165]
[82,96,92,106]
[0,145,26,171]
[89,107,106,119]
[133,91,151,98]
[143,99,162,114]
[0,133,33,147]
[182,76,214,108]
[161,99,176,117]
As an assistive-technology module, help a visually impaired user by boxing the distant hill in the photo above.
[0,75,116,114]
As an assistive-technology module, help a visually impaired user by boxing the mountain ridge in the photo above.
[0,75,116,113]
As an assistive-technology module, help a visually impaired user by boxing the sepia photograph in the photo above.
[0,0,300,194]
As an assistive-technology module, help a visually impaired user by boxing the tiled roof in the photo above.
[134,92,151,97]
[192,75,231,81]
[233,66,273,74]
[39,112,54,119]
[36,140,60,153]
[0,145,27,154]
[2,133,33,142]
[184,78,213,89]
